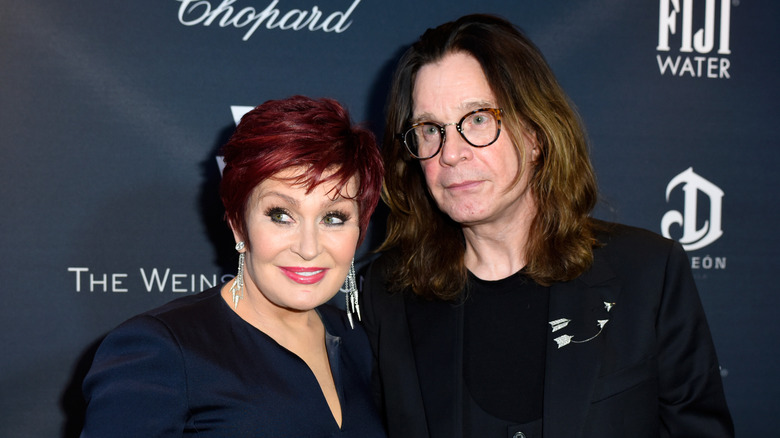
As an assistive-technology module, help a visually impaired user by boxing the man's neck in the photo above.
[462,209,535,281]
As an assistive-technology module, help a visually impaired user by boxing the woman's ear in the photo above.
[227,219,246,251]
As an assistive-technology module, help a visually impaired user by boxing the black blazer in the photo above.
[360,222,733,437]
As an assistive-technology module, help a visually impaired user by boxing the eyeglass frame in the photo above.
[397,107,503,160]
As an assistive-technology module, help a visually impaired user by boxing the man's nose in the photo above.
[438,124,472,166]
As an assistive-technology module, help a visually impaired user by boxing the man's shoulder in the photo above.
[592,219,676,254]
[359,251,414,311]
[361,251,400,286]
[589,219,686,277]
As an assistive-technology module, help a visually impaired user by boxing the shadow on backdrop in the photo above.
[59,338,102,438]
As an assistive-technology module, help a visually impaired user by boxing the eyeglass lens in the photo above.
[404,109,500,159]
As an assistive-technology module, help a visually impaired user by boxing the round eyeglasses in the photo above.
[398,108,503,160]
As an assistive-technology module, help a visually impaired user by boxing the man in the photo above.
[360,14,733,438]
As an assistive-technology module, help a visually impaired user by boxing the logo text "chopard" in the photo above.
[176,0,362,41]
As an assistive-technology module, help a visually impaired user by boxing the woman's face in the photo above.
[233,167,360,313]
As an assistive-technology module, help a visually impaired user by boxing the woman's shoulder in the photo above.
[108,285,226,340]
[143,285,223,317]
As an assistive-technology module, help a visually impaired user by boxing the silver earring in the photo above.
[344,259,360,329]
[230,242,245,309]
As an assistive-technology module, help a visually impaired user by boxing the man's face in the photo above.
[411,51,538,229]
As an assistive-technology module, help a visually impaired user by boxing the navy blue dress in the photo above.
[81,286,386,437]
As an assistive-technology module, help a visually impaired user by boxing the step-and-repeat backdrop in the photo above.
[2,1,778,436]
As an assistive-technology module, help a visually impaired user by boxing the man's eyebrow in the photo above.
[410,100,495,124]
[409,112,435,125]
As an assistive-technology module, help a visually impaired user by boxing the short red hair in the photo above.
[220,95,383,247]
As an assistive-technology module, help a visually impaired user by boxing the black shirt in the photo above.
[463,270,549,437]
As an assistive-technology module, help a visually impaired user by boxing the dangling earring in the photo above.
[344,259,360,329]
[230,241,245,309]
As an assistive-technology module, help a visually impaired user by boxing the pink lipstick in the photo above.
[279,267,328,285]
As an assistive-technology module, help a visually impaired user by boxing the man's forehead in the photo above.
[411,53,496,120]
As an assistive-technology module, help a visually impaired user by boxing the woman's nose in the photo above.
[291,223,320,260]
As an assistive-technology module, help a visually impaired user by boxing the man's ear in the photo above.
[523,126,541,163]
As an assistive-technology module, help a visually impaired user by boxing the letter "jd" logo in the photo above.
[661,167,724,251]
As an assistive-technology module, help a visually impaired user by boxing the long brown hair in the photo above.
[379,14,598,300]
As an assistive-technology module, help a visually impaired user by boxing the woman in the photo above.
[81,96,386,437]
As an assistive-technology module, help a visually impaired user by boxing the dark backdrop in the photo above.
[1,1,778,436]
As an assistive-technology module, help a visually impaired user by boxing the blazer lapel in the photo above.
[405,294,463,438]
[543,254,622,438]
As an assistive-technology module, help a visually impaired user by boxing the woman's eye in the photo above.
[267,208,292,223]
[323,212,349,225]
